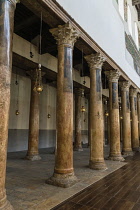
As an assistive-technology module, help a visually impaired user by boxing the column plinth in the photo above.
[107,70,124,161]
[25,74,41,161]
[74,88,83,151]
[130,88,139,152]
[46,23,79,187]
[85,53,107,170]
[120,81,133,156]
[0,1,17,209]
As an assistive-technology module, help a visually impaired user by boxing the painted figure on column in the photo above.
[46,23,80,187]
[120,81,133,156]
[130,88,139,152]
[0,0,19,209]
[85,52,107,170]
[106,70,124,161]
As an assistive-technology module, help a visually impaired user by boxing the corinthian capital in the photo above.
[130,88,138,97]
[120,81,131,92]
[106,70,121,82]
[50,22,80,47]
[8,0,20,6]
[84,52,106,70]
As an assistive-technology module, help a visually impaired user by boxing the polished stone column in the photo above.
[46,23,79,187]
[137,94,140,143]
[85,53,107,170]
[25,71,41,161]
[120,81,133,156]
[107,70,124,161]
[74,88,83,151]
[0,0,17,209]
[130,88,139,151]
[87,93,90,147]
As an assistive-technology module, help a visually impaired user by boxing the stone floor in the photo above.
[53,152,140,210]
[6,146,126,210]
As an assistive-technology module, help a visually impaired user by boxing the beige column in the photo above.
[25,71,41,161]
[120,81,133,156]
[137,94,140,143]
[74,88,83,151]
[130,88,139,151]
[0,0,18,209]
[85,53,107,170]
[87,93,90,147]
[107,70,124,161]
[46,23,79,187]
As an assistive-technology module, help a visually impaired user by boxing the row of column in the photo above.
[0,3,140,209]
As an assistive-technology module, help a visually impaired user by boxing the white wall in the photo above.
[56,0,140,88]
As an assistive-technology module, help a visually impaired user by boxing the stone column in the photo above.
[137,94,140,143]
[107,70,124,161]
[0,0,17,209]
[74,88,83,151]
[120,81,133,156]
[46,23,79,187]
[25,71,41,161]
[130,88,139,151]
[85,53,107,170]
[87,93,90,147]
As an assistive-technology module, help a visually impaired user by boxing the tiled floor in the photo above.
[6,146,126,210]
[52,152,140,210]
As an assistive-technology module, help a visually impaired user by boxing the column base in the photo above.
[122,150,134,156]
[24,154,41,161]
[46,172,78,188]
[89,160,107,170]
[73,146,83,151]
[132,147,140,152]
[0,200,14,210]
[107,154,125,161]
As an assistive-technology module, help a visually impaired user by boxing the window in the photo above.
[118,0,124,20]
[134,22,139,49]
[127,5,132,35]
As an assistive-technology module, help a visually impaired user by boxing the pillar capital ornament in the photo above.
[84,52,106,70]
[106,69,121,82]
[120,81,131,92]
[50,22,80,47]
[137,93,140,101]
[130,88,138,97]
[8,0,20,7]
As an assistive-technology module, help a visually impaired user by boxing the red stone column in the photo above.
[85,53,107,170]
[0,0,17,209]
[120,81,133,156]
[130,88,139,151]
[25,72,41,161]
[46,23,79,187]
[74,88,83,151]
[107,70,124,161]
[137,94,140,144]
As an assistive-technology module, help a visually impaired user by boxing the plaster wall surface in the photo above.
[56,0,140,88]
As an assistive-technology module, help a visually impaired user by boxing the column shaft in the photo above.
[85,53,107,170]
[121,81,133,155]
[137,94,140,143]
[130,89,139,151]
[107,70,124,161]
[74,89,83,151]
[0,1,16,209]
[25,79,41,161]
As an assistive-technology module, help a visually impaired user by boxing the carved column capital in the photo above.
[84,52,106,70]
[137,93,140,101]
[106,70,121,82]
[50,22,80,47]
[120,81,131,92]
[130,88,138,97]
[8,0,20,7]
